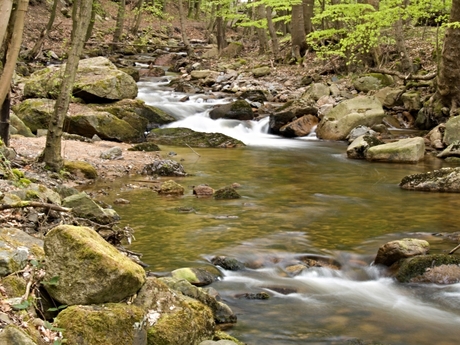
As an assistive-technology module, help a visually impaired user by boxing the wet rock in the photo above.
[171,267,221,287]
[44,225,146,305]
[211,256,245,271]
[139,65,165,78]
[142,159,187,177]
[114,198,130,205]
[365,137,425,163]
[214,187,240,200]
[425,124,445,150]
[437,140,460,158]
[374,238,430,267]
[234,292,270,300]
[347,135,383,159]
[209,100,254,121]
[297,254,342,270]
[240,89,268,103]
[158,180,185,195]
[193,184,214,197]
[395,254,460,283]
[399,167,460,192]
[279,114,319,137]
[147,127,245,148]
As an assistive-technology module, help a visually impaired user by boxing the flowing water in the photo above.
[94,76,460,344]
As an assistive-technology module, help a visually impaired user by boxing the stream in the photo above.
[94,76,460,344]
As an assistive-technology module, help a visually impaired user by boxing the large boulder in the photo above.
[133,277,215,345]
[395,254,460,283]
[44,225,146,305]
[55,304,146,345]
[399,167,460,192]
[10,113,35,137]
[0,325,38,345]
[92,99,176,132]
[209,100,254,121]
[147,127,245,148]
[23,57,138,102]
[443,116,460,146]
[365,137,425,163]
[315,96,385,141]
[12,98,55,133]
[269,100,318,134]
[374,238,430,267]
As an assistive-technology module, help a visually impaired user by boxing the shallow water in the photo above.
[92,77,460,344]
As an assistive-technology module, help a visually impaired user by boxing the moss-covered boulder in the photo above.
[64,160,98,179]
[395,254,460,283]
[24,57,138,102]
[365,137,425,163]
[252,66,270,78]
[161,277,237,324]
[10,113,35,137]
[133,277,215,345]
[214,187,240,200]
[129,142,161,152]
[399,167,460,192]
[44,225,146,305]
[374,238,430,267]
[62,192,118,224]
[91,99,175,132]
[65,111,143,142]
[1,274,28,297]
[0,228,44,277]
[12,98,55,133]
[0,325,38,345]
[55,303,146,345]
[209,100,254,121]
[316,96,385,141]
[147,127,245,148]
[171,267,221,287]
[158,180,185,195]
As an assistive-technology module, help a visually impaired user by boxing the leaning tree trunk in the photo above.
[131,0,144,36]
[85,0,98,43]
[266,6,279,60]
[0,0,29,146]
[0,0,13,47]
[26,0,59,60]
[41,0,93,171]
[434,0,460,115]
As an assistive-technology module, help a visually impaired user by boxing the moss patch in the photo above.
[396,254,460,283]
[64,160,98,179]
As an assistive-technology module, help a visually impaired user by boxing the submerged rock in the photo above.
[214,187,240,200]
[158,180,185,195]
[399,167,460,192]
[142,159,187,177]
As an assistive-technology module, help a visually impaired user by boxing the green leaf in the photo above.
[43,276,60,286]
[12,300,30,310]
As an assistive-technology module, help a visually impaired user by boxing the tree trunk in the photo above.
[194,0,200,20]
[216,4,226,52]
[178,0,194,57]
[0,0,28,147]
[435,0,460,115]
[112,0,126,51]
[302,0,314,35]
[256,3,267,55]
[0,0,13,47]
[291,4,307,59]
[266,6,279,60]
[85,0,98,42]
[131,0,144,36]
[41,0,93,171]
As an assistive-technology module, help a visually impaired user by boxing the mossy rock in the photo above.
[147,127,245,148]
[1,275,27,297]
[0,325,38,345]
[64,160,98,179]
[158,180,185,195]
[10,114,35,137]
[396,254,460,283]
[11,98,55,133]
[55,303,146,345]
[170,267,222,287]
[129,142,161,152]
[214,187,240,200]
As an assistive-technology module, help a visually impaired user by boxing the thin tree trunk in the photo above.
[216,4,226,52]
[256,3,267,55]
[41,0,93,171]
[0,0,28,139]
[85,0,98,42]
[131,0,144,36]
[178,0,194,57]
[112,0,126,51]
[0,0,13,47]
[26,0,59,60]
[266,6,279,60]
[0,94,10,146]
[302,0,314,35]
[194,0,200,20]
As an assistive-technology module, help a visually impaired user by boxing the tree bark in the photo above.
[178,0,194,57]
[216,4,226,52]
[0,0,13,47]
[26,0,60,60]
[256,3,267,55]
[85,0,98,42]
[434,0,460,115]
[291,4,307,59]
[0,0,28,146]
[302,0,314,35]
[266,6,279,60]
[112,0,126,51]
[41,0,93,171]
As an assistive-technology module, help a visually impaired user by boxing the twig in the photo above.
[449,243,460,255]
[186,144,201,157]
[0,202,71,212]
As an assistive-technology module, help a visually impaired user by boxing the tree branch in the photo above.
[0,201,71,212]
[368,68,437,81]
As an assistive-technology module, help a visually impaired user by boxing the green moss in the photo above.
[1,275,27,297]
[63,160,98,179]
[396,254,460,283]
[213,331,246,345]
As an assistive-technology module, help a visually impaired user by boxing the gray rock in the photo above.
[209,100,254,121]
[347,125,377,142]
[443,116,460,146]
[0,325,38,345]
[396,254,460,283]
[44,225,146,305]
[252,66,271,78]
[374,87,405,108]
[374,238,430,267]
[100,147,123,160]
[142,159,187,177]
[301,83,330,101]
[365,137,425,163]
[63,192,119,224]
[158,180,185,195]
[279,114,319,137]
[399,167,460,192]
[316,96,385,141]
[437,140,460,158]
[347,135,383,159]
